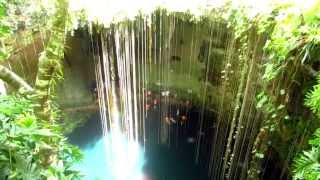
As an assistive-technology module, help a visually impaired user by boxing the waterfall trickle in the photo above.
[92,10,266,180]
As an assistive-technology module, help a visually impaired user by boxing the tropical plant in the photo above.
[293,128,320,180]
[0,0,13,62]
[34,0,70,121]
[246,1,320,179]
[305,74,320,118]
[0,1,84,179]
[292,74,320,180]
[0,95,83,179]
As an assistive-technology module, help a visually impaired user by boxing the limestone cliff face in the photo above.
[56,31,98,133]
[1,13,253,136]
[2,33,45,90]
[57,31,96,110]
[2,30,98,133]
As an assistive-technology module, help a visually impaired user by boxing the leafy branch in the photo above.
[293,129,320,180]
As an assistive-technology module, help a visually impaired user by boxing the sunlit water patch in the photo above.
[73,134,145,180]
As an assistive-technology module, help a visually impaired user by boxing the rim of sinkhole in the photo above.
[69,0,317,27]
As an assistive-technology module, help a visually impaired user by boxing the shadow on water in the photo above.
[143,105,212,180]
[68,113,103,149]
[143,143,209,180]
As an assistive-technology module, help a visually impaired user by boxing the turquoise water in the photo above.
[68,115,145,180]
[73,137,109,180]
[68,111,209,180]
[73,135,145,180]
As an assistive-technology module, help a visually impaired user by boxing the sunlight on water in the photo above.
[105,132,145,180]
[74,134,145,180]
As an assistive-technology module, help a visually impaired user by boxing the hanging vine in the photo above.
[34,0,70,121]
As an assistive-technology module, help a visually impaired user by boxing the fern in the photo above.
[305,75,320,117]
[309,129,320,146]
[294,66,320,180]
[293,129,320,180]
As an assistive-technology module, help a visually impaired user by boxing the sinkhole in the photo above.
[58,6,296,180]
[2,1,320,180]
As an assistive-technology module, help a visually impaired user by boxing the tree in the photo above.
[0,0,83,178]
[0,65,33,92]
[34,0,69,121]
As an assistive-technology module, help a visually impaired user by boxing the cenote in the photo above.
[0,0,320,180]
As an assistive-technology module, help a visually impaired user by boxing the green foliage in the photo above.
[0,0,62,62]
[256,92,279,132]
[223,6,251,39]
[261,2,320,82]
[247,2,320,179]
[305,75,320,118]
[34,0,69,121]
[0,95,83,179]
[293,129,320,180]
[0,0,12,61]
[255,0,320,147]
[0,1,86,178]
